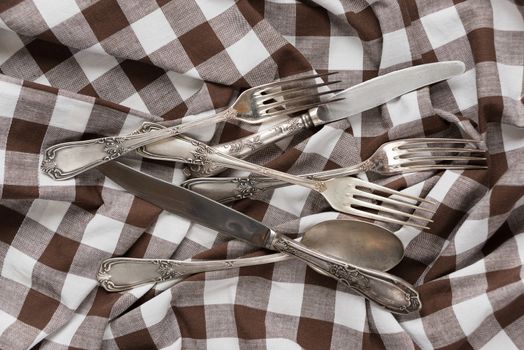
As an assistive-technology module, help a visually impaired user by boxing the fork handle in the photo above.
[136,112,315,177]
[41,110,233,180]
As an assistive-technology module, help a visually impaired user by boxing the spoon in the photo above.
[97,219,404,292]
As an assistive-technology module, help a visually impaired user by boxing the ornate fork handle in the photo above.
[136,111,317,177]
[269,233,420,314]
[41,110,234,180]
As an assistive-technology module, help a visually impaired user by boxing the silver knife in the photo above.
[136,61,465,177]
[98,161,421,314]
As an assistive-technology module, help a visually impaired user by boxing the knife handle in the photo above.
[270,233,421,314]
[97,254,290,292]
[135,111,315,177]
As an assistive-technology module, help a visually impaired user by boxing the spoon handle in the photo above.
[270,234,421,314]
[97,254,290,292]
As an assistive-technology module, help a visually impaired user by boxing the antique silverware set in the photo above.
[41,61,488,314]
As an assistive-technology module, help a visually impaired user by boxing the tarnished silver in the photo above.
[97,219,405,292]
[139,135,435,229]
[182,138,488,203]
[135,61,467,177]
[98,161,421,314]
[41,73,341,180]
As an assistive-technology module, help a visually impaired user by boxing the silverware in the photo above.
[182,138,488,203]
[132,135,434,229]
[41,73,341,180]
[98,219,404,292]
[97,161,421,314]
[136,61,466,177]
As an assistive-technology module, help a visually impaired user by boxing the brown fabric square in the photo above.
[0,0,23,13]
[82,0,130,42]
[296,4,330,37]
[125,232,152,258]
[234,305,266,339]
[346,7,382,41]
[2,185,39,199]
[119,59,166,91]
[297,317,333,350]
[418,278,452,315]
[6,119,47,154]
[173,305,207,339]
[304,266,338,290]
[25,36,73,73]
[427,204,466,239]
[0,204,25,245]
[179,22,225,67]
[467,28,497,63]
[88,289,122,317]
[236,0,264,27]
[115,329,157,349]
[494,293,524,328]
[18,289,60,329]
[489,186,524,217]
[125,197,162,228]
[38,234,80,272]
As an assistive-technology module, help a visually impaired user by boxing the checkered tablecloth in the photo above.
[0,0,523,349]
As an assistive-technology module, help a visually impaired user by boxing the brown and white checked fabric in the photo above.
[0,0,523,349]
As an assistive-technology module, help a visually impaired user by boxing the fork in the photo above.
[181,138,487,203]
[41,73,342,180]
[139,135,435,229]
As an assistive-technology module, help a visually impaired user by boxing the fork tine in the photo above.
[397,139,481,148]
[351,199,433,223]
[347,206,430,230]
[256,72,338,92]
[256,81,340,101]
[352,179,435,205]
[400,164,488,171]
[262,98,345,118]
[402,147,486,153]
[258,89,343,111]
[400,155,488,162]
[353,190,436,213]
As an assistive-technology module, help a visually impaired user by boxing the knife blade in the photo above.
[136,61,465,177]
[98,161,422,314]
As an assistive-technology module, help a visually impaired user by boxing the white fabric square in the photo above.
[0,310,16,336]
[120,92,150,114]
[380,29,412,68]
[179,109,218,142]
[0,79,22,119]
[501,123,524,152]
[450,259,486,278]
[270,185,310,217]
[328,36,363,70]
[491,0,524,31]
[159,338,182,350]
[420,6,467,48]
[0,150,4,192]
[313,0,345,14]
[194,0,236,20]
[0,29,24,65]
[33,0,81,28]
[120,114,145,134]
[302,126,344,159]
[49,94,94,133]
[267,281,304,317]
[152,211,191,244]
[166,71,203,101]
[0,17,9,30]
[454,218,489,254]
[74,44,119,82]
[33,74,51,86]
[447,69,478,111]
[29,331,48,349]
[371,305,404,333]
[453,293,493,336]
[334,290,366,331]
[185,223,218,249]
[1,247,37,288]
[203,277,239,305]
[46,313,85,345]
[497,63,523,100]
[26,199,70,232]
[386,90,421,126]
[140,290,172,327]
[61,273,97,309]
[81,214,124,253]
[265,338,302,350]
[206,338,240,350]
[131,8,177,55]
[400,318,433,350]
[427,170,461,203]
[226,30,271,75]
[481,330,519,349]
[516,233,524,265]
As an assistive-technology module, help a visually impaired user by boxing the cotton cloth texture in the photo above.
[0,0,523,349]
